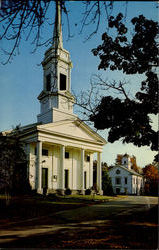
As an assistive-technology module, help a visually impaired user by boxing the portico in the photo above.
[21,118,105,195]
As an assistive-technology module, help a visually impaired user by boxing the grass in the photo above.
[63,194,117,201]
[0,193,116,222]
[0,194,80,221]
[0,193,118,222]
[0,192,127,224]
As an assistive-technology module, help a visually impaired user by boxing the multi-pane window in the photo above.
[125,177,127,184]
[116,177,121,185]
[65,152,69,159]
[86,155,90,162]
[34,147,48,156]
[42,149,48,156]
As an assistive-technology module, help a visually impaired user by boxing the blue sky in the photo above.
[0,1,158,167]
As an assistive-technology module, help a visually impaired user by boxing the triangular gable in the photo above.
[108,165,142,177]
[38,119,106,145]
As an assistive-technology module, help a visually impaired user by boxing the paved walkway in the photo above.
[54,195,158,222]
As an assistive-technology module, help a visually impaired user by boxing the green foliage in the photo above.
[102,169,114,195]
[0,127,30,195]
[90,14,158,157]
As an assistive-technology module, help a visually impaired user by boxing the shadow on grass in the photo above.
[0,204,158,249]
[0,194,89,222]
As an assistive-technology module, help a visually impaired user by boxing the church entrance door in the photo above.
[65,169,69,189]
[116,188,120,194]
[42,168,48,195]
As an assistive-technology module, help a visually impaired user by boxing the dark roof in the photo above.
[123,153,129,157]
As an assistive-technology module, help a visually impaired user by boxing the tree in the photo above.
[88,14,158,159]
[93,160,112,194]
[143,164,158,196]
[0,0,117,64]
[0,126,30,195]
[115,154,140,173]
[102,169,113,195]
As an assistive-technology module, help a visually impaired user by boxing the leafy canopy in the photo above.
[143,164,158,195]
[0,127,29,194]
[90,14,158,155]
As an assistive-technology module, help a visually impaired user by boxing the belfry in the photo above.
[37,1,75,124]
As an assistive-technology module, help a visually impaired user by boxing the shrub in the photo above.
[47,193,59,201]
[85,189,91,195]
[91,184,99,194]
[102,170,114,195]
[65,188,72,195]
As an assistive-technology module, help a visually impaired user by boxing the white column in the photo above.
[37,141,42,193]
[60,145,65,192]
[48,151,52,190]
[51,145,54,190]
[25,143,31,180]
[131,176,133,194]
[80,149,84,194]
[89,153,93,188]
[72,149,74,190]
[97,152,103,195]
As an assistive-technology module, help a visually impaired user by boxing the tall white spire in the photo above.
[53,0,63,49]
[37,0,75,124]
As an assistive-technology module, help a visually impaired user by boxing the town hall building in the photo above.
[1,2,106,195]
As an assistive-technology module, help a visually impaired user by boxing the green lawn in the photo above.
[63,194,116,201]
[0,193,118,221]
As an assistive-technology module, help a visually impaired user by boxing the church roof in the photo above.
[108,165,143,177]
[2,118,106,148]
[123,153,129,157]
[0,122,40,136]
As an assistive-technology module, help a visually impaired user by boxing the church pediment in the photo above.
[37,119,106,145]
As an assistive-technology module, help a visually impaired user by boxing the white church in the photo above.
[2,2,106,195]
[108,154,144,195]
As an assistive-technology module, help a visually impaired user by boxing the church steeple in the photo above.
[37,0,75,124]
[53,0,63,49]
